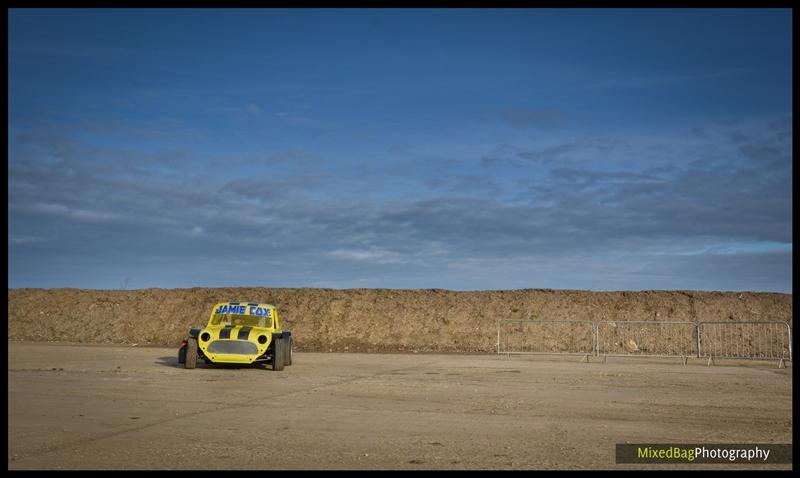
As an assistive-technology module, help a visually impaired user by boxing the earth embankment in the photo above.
[7,288,792,352]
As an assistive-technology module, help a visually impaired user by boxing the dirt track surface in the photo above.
[8,342,791,470]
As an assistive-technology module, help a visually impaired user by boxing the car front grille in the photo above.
[207,340,258,355]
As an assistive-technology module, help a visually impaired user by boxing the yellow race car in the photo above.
[178,301,293,371]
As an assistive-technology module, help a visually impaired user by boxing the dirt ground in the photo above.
[8,342,792,470]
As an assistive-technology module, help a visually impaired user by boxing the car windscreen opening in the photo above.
[210,314,273,328]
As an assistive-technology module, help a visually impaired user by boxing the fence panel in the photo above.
[596,321,697,358]
[496,320,595,356]
[698,321,792,361]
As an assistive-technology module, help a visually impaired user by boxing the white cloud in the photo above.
[326,248,406,265]
[25,202,123,223]
[9,234,44,244]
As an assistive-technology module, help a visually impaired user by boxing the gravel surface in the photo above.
[8,342,792,470]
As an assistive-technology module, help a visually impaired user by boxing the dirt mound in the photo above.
[7,288,792,353]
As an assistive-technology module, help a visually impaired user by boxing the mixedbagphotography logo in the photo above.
[616,444,792,464]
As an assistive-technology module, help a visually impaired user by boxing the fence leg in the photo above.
[506,353,511,360]
[707,356,714,366]
[778,358,785,369]
[581,353,589,363]
[602,355,607,364]
[682,356,688,366]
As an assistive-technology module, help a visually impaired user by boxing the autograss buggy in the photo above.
[178,301,293,371]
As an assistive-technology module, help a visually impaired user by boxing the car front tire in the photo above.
[272,336,285,371]
[185,337,198,369]
[284,336,293,366]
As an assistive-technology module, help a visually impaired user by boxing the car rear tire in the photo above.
[185,338,198,369]
[272,336,285,371]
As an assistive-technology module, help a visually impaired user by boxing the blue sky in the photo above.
[8,8,792,292]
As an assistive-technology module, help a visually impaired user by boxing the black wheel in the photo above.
[178,345,186,364]
[284,336,293,366]
[272,336,285,371]
[185,337,198,369]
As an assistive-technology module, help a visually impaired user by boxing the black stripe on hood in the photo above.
[238,327,252,340]
[219,326,233,339]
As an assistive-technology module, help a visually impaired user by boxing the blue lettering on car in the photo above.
[248,306,270,316]
[216,304,272,316]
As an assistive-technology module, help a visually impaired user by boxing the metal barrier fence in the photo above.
[496,319,792,367]
[496,320,595,358]
[698,321,793,364]
[596,321,697,361]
